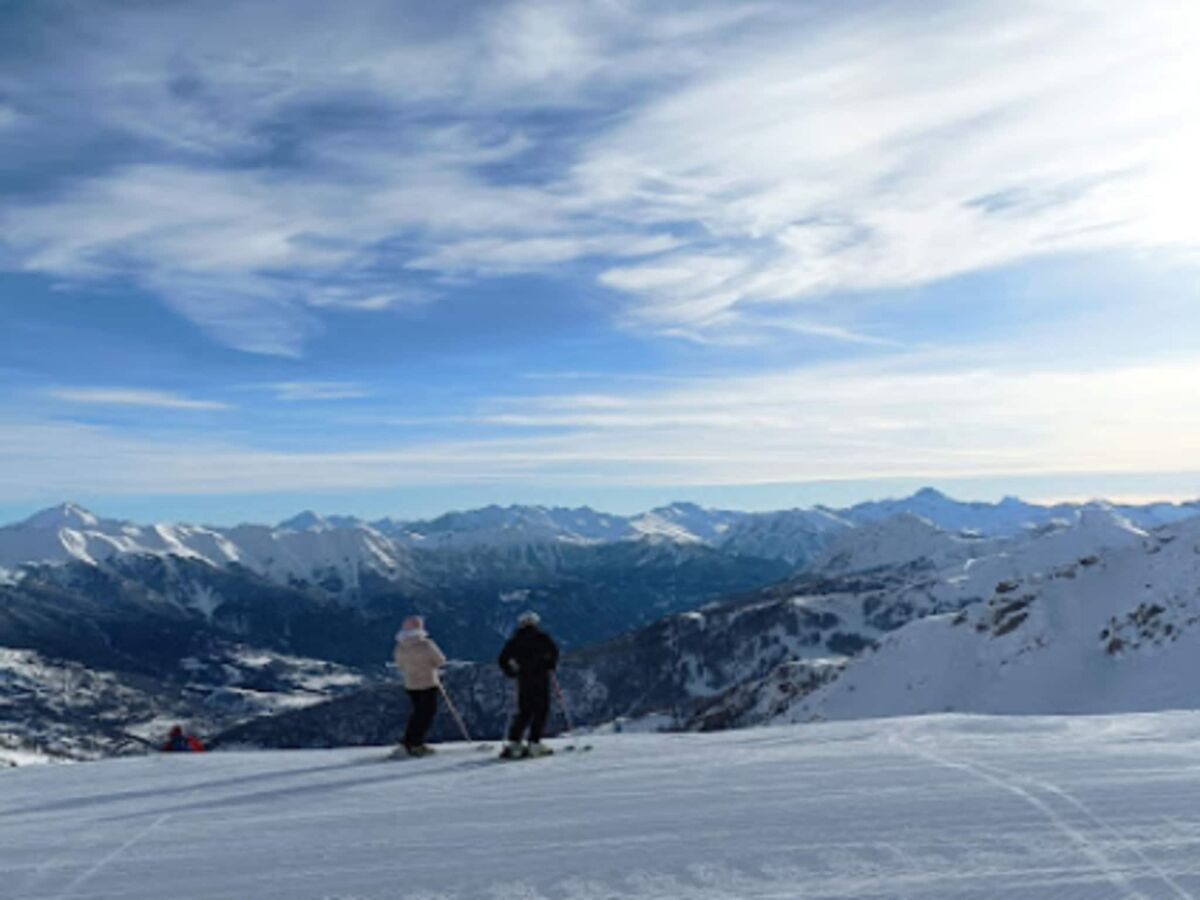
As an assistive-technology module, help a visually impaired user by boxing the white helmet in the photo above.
[518,610,541,627]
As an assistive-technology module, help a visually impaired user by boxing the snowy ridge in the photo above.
[0,505,418,593]
[377,504,636,548]
[19,502,101,530]
[629,502,743,543]
[5,489,1195,583]
[839,487,1053,535]
[812,512,987,574]
[841,486,1200,535]
[718,506,850,564]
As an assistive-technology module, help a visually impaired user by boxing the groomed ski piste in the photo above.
[4,713,1200,899]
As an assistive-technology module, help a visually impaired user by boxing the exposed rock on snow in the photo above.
[781,514,1200,723]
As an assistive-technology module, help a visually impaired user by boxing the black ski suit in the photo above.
[498,624,560,743]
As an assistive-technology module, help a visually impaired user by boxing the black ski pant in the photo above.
[405,687,438,748]
[508,675,551,743]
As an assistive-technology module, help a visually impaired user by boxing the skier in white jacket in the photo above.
[393,615,447,756]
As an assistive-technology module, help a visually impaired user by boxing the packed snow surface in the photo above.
[4,713,1200,899]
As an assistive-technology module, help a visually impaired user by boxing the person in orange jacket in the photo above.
[161,724,205,752]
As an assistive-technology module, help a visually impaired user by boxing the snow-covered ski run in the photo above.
[4,712,1200,899]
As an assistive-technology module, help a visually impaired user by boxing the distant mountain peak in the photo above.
[1074,504,1145,535]
[912,486,950,500]
[278,511,329,532]
[20,502,101,530]
[654,501,708,514]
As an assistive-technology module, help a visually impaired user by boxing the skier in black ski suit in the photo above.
[498,611,559,758]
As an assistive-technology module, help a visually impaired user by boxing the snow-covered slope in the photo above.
[781,513,1197,723]
[718,507,851,564]
[809,505,1149,582]
[218,522,416,588]
[627,501,740,542]
[677,506,1160,729]
[5,713,1200,898]
[812,512,987,574]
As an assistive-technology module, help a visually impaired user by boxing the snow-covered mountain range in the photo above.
[0,502,419,590]
[0,499,803,665]
[217,499,1197,749]
[6,488,1200,762]
[5,487,1197,581]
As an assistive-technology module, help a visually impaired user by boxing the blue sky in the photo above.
[2,0,1200,525]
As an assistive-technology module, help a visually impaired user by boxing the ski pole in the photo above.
[551,671,575,733]
[437,681,474,743]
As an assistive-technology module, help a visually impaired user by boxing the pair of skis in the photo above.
[495,742,593,761]
[388,673,591,761]
[447,671,594,758]
[384,740,591,762]
[495,673,592,758]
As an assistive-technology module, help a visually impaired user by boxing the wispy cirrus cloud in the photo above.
[48,388,230,410]
[258,382,372,402]
[3,1,1197,358]
[407,234,682,276]
[10,354,1200,500]
[580,2,1200,331]
[470,355,1200,483]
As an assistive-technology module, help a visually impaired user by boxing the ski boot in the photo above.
[498,741,526,760]
[525,741,554,758]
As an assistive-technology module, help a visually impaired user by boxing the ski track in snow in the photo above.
[4,713,1200,899]
[49,815,171,900]
[968,757,1193,900]
[893,732,1157,899]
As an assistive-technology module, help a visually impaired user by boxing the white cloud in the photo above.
[409,233,680,275]
[11,356,1200,498]
[574,1,1200,331]
[2,0,1198,354]
[48,388,229,410]
[307,287,431,312]
[261,382,371,402]
[600,254,749,326]
[468,353,1200,486]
